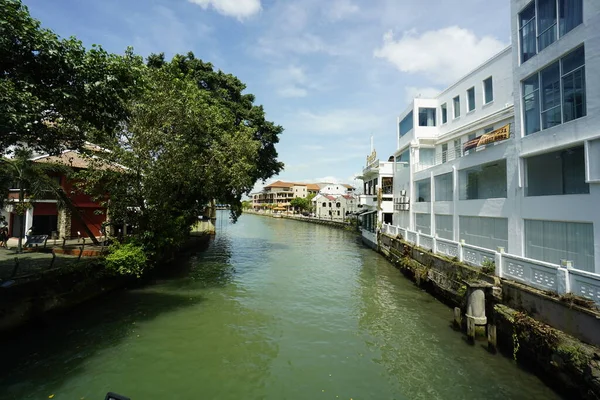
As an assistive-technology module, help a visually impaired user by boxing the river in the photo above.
[0,212,560,400]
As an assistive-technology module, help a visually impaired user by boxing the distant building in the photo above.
[252,180,356,212]
[2,150,113,239]
[312,193,358,220]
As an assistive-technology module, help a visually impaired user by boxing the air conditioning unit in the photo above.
[400,190,406,196]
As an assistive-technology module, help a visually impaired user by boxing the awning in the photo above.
[358,210,377,215]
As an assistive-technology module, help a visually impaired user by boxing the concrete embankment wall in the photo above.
[244,210,355,231]
[0,233,213,335]
[375,232,600,400]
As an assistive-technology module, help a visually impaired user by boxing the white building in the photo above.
[319,183,356,195]
[387,0,599,273]
[312,193,358,221]
[358,148,395,233]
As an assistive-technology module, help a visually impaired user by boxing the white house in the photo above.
[312,193,358,221]
[386,0,600,273]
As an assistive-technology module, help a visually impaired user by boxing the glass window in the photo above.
[519,2,537,63]
[522,74,540,135]
[419,148,435,168]
[454,139,462,159]
[399,111,413,137]
[453,96,460,118]
[467,87,475,112]
[540,62,561,129]
[526,146,588,196]
[441,143,448,163]
[483,77,493,104]
[522,45,586,135]
[434,172,453,201]
[459,160,507,200]
[415,213,431,235]
[415,179,431,202]
[418,108,436,127]
[525,219,594,272]
[396,149,410,163]
[559,0,582,37]
[562,46,586,123]
[484,126,494,134]
[441,103,447,124]
[459,216,508,251]
[435,214,453,240]
[537,0,557,51]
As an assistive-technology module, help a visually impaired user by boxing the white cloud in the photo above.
[404,86,440,103]
[289,109,383,136]
[374,26,507,84]
[188,0,261,20]
[271,65,310,98]
[325,0,359,21]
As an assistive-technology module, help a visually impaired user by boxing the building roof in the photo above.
[342,184,355,189]
[306,183,320,191]
[33,150,123,171]
[340,194,356,200]
[265,180,295,188]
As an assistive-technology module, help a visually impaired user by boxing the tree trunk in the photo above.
[55,189,100,245]
[17,187,24,253]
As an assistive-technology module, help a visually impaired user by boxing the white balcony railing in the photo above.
[378,222,600,305]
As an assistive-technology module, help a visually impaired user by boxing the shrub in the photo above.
[481,259,496,275]
[105,242,148,277]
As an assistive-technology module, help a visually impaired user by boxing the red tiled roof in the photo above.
[265,180,295,188]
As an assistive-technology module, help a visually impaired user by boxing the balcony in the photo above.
[359,195,377,208]
[414,147,462,173]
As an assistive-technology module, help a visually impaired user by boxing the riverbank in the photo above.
[243,209,356,231]
[0,231,214,335]
[370,230,600,399]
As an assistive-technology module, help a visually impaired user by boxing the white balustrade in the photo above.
[461,243,496,268]
[370,224,600,304]
[435,238,460,259]
[501,253,560,292]
[419,233,434,250]
[569,268,600,305]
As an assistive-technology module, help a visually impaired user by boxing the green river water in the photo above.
[1,212,561,400]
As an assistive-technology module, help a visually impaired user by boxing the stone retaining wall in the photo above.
[374,231,600,399]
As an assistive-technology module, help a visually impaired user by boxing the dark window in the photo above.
[519,2,536,63]
[399,111,413,137]
[441,103,447,124]
[483,77,493,104]
[526,146,589,196]
[467,87,475,112]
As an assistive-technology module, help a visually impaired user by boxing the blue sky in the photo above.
[23,0,511,191]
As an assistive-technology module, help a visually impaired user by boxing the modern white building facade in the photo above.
[388,0,599,273]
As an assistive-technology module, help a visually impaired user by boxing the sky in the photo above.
[23,0,511,192]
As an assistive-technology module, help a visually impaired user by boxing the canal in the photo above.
[0,212,560,400]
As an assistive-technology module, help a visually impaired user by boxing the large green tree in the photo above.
[0,0,143,155]
[146,52,284,184]
[78,59,272,262]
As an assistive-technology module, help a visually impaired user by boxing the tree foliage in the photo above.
[79,57,278,263]
[1,5,284,269]
[146,52,284,184]
[0,0,143,155]
[290,197,311,211]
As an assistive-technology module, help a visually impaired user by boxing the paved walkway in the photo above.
[0,237,105,282]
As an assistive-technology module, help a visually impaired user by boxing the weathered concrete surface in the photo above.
[495,304,600,400]
[0,263,128,333]
[375,231,600,399]
[245,210,355,231]
[502,280,600,348]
